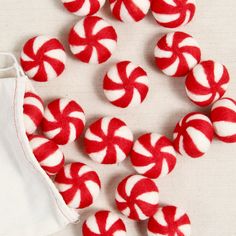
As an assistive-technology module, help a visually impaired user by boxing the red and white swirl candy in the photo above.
[130,133,177,179]
[185,60,230,107]
[151,0,196,28]
[147,205,191,236]
[55,162,101,209]
[115,175,159,221]
[155,32,201,77]
[173,112,214,158]
[211,98,236,143]
[84,117,133,164]
[103,61,149,108]
[61,0,105,16]
[29,135,65,176]
[82,211,127,236]
[20,36,66,82]
[109,0,150,22]
[23,88,44,135]
[69,16,117,64]
[42,98,85,145]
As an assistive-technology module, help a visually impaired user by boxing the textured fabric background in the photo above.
[0,1,236,235]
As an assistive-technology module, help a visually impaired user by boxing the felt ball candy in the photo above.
[147,205,191,236]
[20,36,66,82]
[210,98,236,143]
[29,135,65,175]
[82,210,127,236]
[151,0,196,28]
[103,61,149,108]
[115,175,159,221]
[84,117,133,164]
[173,112,214,158]
[109,0,151,23]
[185,60,230,107]
[23,89,44,135]
[61,0,106,16]
[69,16,118,64]
[42,98,85,145]
[130,133,177,179]
[55,162,101,209]
[155,32,201,77]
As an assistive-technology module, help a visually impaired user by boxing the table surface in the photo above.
[1,1,236,236]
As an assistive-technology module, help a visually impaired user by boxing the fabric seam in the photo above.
[12,78,74,224]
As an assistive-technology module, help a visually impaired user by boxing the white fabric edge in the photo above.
[14,76,80,232]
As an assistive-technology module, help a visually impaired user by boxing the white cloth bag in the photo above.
[0,53,79,236]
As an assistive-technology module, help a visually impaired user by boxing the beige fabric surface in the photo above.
[0,0,236,235]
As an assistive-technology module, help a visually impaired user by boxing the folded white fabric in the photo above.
[0,53,79,236]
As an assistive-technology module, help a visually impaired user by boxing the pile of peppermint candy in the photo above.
[20,0,236,235]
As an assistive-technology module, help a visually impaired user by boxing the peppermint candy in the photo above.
[185,60,230,107]
[84,117,133,164]
[155,32,201,77]
[55,162,101,209]
[211,98,236,143]
[29,135,65,176]
[147,205,191,236]
[69,16,117,64]
[115,175,159,221]
[173,112,214,158]
[103,61,149,108]
[23,89,44,135]
[151,0,196,28]
[20,36,66,82]
[61,0,106,16]
[82,210,127,236]
[42,98,85,145]
[130,133,177,179]
[109,0,150,22]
